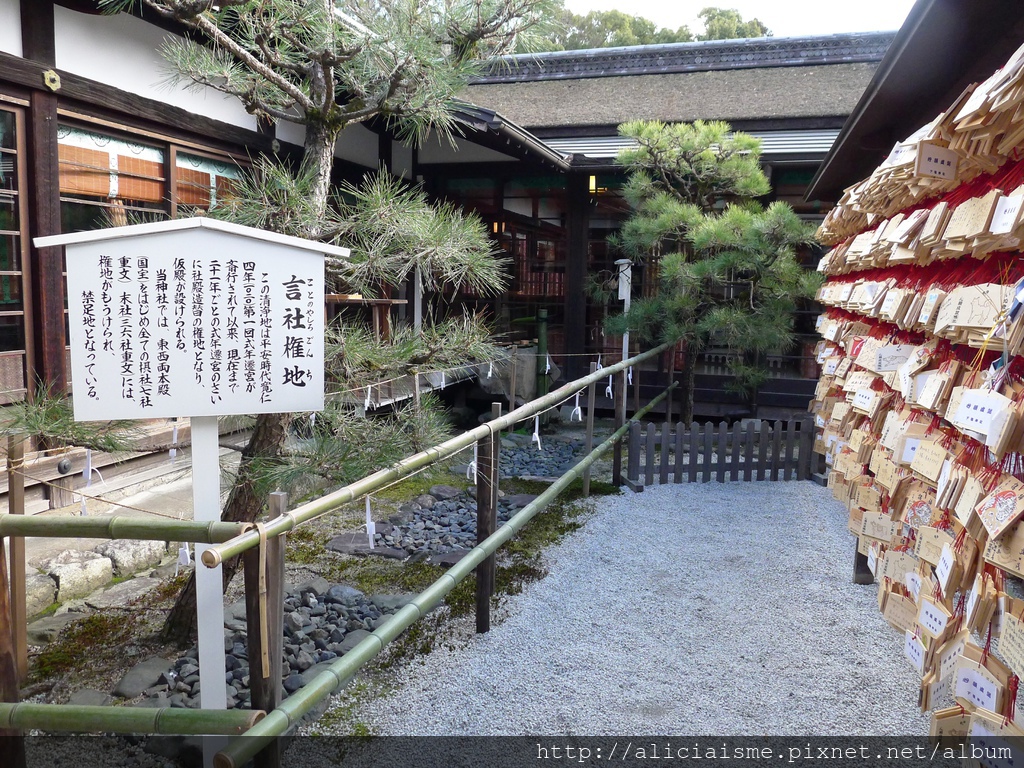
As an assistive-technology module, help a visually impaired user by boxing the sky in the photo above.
[561,0,920,38]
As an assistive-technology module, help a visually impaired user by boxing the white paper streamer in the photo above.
[532,415,542,451]
[169,423,178,461]
[441,372,446,389]
[545,354,552,374]
[364,385,372,411]
[81,449,92,516]
[366,496,375,549]
[487,361,493,379]
[605,376,613,399]
[571,392,582,422]
[175,543,191,577]
[628,366,633,385]
[467,442,478,480]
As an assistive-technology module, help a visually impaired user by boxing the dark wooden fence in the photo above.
[625,418,814,490]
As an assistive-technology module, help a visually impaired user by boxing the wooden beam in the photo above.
[21,0,55,66]
[26,90,66,395]
[0,51,276,157]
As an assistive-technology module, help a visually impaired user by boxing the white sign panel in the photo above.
[60,223,327,419]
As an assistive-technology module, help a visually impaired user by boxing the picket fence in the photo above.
[624,417,814,490]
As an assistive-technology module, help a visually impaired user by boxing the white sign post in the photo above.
[37,218,347,760]
[615,258,632,388]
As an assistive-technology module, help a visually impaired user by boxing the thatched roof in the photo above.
[463,62,880,130]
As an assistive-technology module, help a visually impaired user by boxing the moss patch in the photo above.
[370,465,464,503]
[33,613,134,681]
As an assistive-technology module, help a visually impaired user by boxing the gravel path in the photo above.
[334,481,929,736]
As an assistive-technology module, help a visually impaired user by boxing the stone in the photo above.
[326,533,404,559]
[84,576,161,609]
[505,493,539,509]
[68,688,113,707]
[113,657,173,699]
[294,650,315,671]
[428,484,461,500]
[46,552,114,602]
[427,549,472,566]
[295,576,331,597]
[325,585,363,604]
[225,599,248,621]
[283,612,304,633]
[26,613,79,645]
[94,540,167,576]
[369,594,415,612]
[337,629,372,654]
[414,494,436,509]
[389,511,414,526]
[24,573,57,617]
[283,673,304,694]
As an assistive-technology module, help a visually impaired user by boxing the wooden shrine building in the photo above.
[0,0,893,419]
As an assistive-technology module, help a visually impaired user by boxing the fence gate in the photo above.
[624,418,814,490]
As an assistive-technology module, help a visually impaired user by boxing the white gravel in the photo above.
[328,481,929,736]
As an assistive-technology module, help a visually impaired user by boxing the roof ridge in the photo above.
[472,31,896,84]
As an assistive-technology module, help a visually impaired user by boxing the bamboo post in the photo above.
[244,492,286,768]
[6,434,26,681]
[0,534,25,768]
[475,404,500,633]
[582,362,597,497]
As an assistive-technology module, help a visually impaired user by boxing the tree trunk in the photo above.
[162,412,293,645]
[681,340,695,424]
[301,119,337,235]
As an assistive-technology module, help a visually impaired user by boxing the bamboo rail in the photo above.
[203,340,674,568]
[0,516,247,542]
[0,702,264,735]
[213,380,677,768]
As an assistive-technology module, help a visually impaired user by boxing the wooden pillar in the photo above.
[564,173,589,380]
[583,362,597,497]
[23,0,65,397]
[22,0,55,65]
[244,492,286,768]
[475,404,500,634]
[26,89,65,395]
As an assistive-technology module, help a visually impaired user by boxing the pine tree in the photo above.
[609,120,820,421]
[93,0,554,642]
